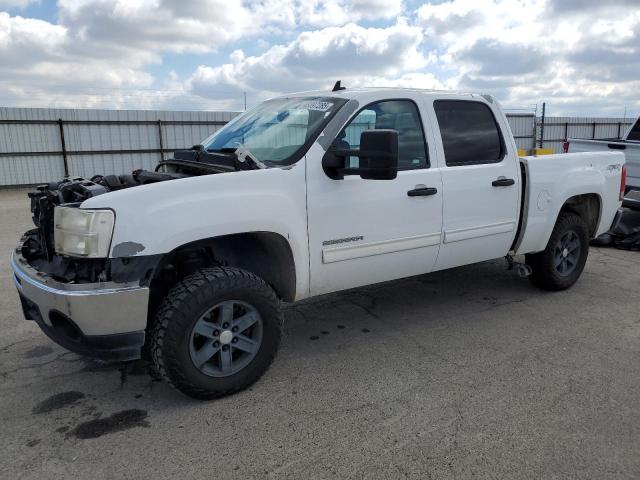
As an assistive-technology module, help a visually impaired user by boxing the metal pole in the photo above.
[592,122,596,139]
[539,102,545,149]
[243,92,247,111]
[58,118,69,177]
[157,119,164,161]
[564,122,568,141]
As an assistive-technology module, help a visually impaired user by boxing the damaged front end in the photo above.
[21,146,237,283]
[12,172,166,361]
[22,171,174,283]
[11,148,238,361]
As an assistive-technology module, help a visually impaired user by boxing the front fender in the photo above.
[82,164,309,298]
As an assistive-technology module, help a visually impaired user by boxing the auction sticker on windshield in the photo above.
[298,100,334,111]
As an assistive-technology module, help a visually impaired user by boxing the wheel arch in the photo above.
[515,191,603,255]
[558,193,602,238]
[147,232,297,320]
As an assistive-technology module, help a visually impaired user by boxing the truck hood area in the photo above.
[21,147,248,280]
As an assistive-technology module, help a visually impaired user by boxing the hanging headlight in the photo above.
[54,207,114,258]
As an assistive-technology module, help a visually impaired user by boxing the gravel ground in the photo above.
[0,188,638,479]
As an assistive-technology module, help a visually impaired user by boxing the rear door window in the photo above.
[434,100,504,166]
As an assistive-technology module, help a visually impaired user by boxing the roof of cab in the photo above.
[277,87,481,101]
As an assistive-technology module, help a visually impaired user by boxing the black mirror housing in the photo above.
[356,129,399,180]
[321,129,399,180]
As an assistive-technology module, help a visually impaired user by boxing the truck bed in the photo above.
[514,151,625,255]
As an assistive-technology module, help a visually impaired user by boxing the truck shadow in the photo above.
[11,257,541,438]
[283,258,535,343]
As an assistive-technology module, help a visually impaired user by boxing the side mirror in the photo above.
[322,129,399,180]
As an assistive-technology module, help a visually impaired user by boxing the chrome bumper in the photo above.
[11,250,149,361]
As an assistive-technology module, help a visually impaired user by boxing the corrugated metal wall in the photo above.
[0,107,238,186]
[505,114,536,152]
[536,116,632,153]
[0,107,635,186]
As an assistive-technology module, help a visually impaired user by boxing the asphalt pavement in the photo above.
[1,188,638,479]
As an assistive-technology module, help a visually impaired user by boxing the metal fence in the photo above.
[0,107,238,186]
[535,116,633,153]
[504,113,633,153]
[505,114,536,152]
[0,106,635,186]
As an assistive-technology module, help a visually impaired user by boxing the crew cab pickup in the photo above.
[567,116,639,189]
[11,87,626,399]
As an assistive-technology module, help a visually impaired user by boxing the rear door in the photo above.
[429,98,521,270]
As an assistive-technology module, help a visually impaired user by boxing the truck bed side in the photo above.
[514,151,624,255]
[568,138,640,188]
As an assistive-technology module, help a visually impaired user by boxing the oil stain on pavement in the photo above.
[23,345,54,359]
[68,409,149,439]
[32,391,85,414]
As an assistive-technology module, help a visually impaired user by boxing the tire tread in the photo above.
[149,266,282,400]
[526,212,589,291]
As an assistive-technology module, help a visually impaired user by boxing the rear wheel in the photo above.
[526,212,589,291]
[150,267,283,400]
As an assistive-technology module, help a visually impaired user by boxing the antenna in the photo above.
[332,80,346,92]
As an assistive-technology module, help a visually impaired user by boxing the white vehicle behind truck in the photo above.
[567,117,639,190]
[12,87,626,399]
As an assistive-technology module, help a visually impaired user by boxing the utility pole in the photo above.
[539,102,546,149]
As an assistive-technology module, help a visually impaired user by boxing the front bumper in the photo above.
[11,250,149,362]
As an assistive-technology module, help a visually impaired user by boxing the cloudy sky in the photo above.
[0,0,638,116]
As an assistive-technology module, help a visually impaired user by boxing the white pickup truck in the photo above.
[12,87,626,399]
[567,117,639,190]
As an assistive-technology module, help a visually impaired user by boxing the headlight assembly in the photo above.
[54,207,114,258]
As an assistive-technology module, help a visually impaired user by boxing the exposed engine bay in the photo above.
[20,147,253,283]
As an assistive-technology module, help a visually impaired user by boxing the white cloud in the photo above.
[0,0,406,109]
[187,21,428,101]
[0,0,37,8]
[0,0,638,115]
[297,0,403,26]
[0,11,155,109]
[416,0,640,115]
[56,0,402,55]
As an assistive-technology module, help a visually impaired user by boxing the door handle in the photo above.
[492,177,515,187]
[407,186,438,197]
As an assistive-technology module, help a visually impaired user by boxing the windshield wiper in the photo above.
[205,147,235,155]
[205,145,267,170]
[233,144,267,169]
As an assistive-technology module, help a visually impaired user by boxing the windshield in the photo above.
[201,96,346,166]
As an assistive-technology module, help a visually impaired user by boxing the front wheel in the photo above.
[526,212,589,291]
[149,267,283,400]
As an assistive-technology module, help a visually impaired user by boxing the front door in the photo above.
[306,96,443,296]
